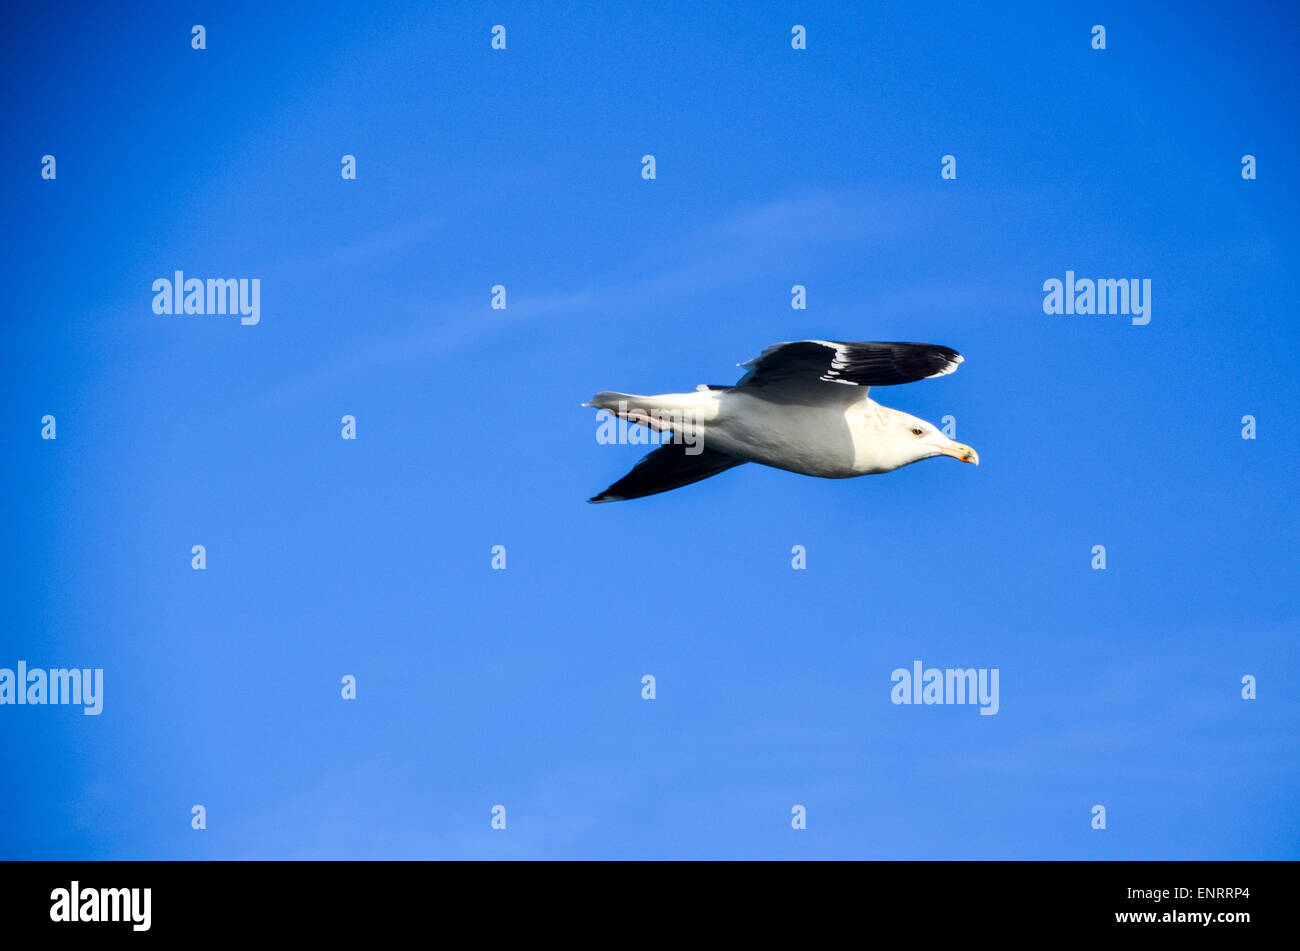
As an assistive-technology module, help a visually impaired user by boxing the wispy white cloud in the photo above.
[266,185,965,401]
[266,288,599,402]
[639,185,946,297]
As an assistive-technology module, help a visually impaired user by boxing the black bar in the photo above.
[0,860,1277,937]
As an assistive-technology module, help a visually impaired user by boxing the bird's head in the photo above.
[891,412,979,467]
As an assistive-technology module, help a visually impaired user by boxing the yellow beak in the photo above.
[940,442,980,465]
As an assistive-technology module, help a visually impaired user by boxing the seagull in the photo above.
[585,339,979,503]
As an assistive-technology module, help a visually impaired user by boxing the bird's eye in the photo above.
[911,427,924,436]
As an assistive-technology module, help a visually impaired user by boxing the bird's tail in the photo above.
[583,389,732,502]
[583,389,719,416]
[583,390,639,412]
[583,390,721,436]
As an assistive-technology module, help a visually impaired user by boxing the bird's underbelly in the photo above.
[704,396,861,478]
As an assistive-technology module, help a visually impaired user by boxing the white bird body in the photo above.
[591,388,919,478]
[585,340,979,502]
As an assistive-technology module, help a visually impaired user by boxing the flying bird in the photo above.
[585,339,978,502]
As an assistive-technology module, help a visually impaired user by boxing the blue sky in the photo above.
[2,0,1297,859]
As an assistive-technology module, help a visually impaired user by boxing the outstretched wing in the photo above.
[736,340,963,390]
[589,443,747,503]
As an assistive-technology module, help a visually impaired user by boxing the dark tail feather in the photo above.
[589,443,746,503]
